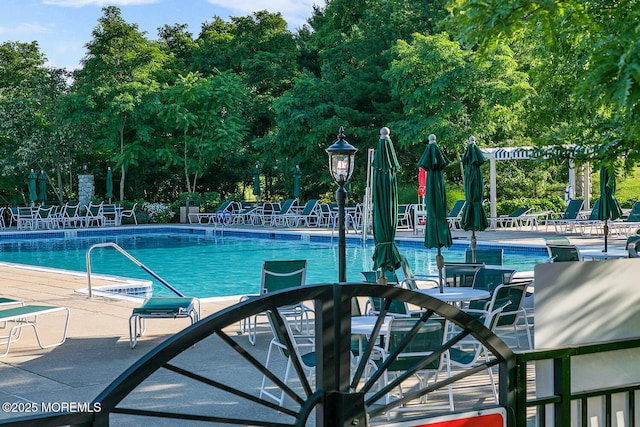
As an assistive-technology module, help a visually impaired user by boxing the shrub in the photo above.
[142,202,175,224]
[202,192,221,212]
[135,211,152,224]
[495,196,564,216]
[169,193,203,216]
[446,187,466,211]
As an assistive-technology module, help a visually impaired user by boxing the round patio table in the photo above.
[351,315,392,336]
[578,248,628,260]
[418,287,490,303]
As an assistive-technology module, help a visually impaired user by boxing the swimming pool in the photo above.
[0,227,548,298]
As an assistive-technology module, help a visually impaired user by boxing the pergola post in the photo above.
[568,160,576,201]
[489,153,497,222]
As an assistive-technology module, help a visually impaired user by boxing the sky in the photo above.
[0,0,320,70]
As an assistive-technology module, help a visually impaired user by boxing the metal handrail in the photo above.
[86,242,184,298]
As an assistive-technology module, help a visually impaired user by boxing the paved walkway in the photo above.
[0,224,628,424]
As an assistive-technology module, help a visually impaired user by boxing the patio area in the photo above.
[0,225,630,425]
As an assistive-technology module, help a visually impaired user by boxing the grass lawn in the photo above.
[594,167,640,208]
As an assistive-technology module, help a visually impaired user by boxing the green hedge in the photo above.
[495,196,565,216]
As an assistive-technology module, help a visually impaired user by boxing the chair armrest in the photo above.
[401,278,439,290]
[292,339,316,349]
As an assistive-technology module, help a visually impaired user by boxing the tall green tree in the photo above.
[195,11,301,199]
[157,72,248,193]
[156,23,198,83]
[0,41,85,203]
[384,33,532,154]
[191,17,235,75]
[72,6,166,200]
[447,0,640,167]
[273,0,454,194]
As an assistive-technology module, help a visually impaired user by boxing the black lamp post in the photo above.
[326,127,358,283]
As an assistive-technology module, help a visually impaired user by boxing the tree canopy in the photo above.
[0,1,636,205]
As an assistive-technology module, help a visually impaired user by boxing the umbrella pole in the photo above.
[436,247,444,293]
[604,220,609,253]
[471,230,477,263]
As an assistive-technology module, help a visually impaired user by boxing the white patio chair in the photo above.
[17,206,38,230]
[61,203,84,228]
[370,316,454,417]
[36,206,58,229]
[240,260,311,345]
[85,202,104,227]
[260,309,316,405]
[119,203,138,225]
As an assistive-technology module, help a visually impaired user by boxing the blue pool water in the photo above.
[0,228,548,298]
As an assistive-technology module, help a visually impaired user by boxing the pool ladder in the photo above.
[86,242,184,298]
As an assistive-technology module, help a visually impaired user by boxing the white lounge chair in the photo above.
[0,305,70,357]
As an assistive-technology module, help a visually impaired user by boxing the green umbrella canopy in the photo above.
[461,137,488,232]
[418,135,452,250]
[252,164,261,198]
[28,169,37,203]
[597,164,623,252]
[597,165,622,221]
[37,170,47,204]
[293,165,302,199]
[106,167,114,201]
[372,127,403,275]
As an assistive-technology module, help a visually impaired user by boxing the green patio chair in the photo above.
[235,204,259,225]
[444,262,485,287]
[609,201,640,236]
[570,199,601,234]
[447,200,466,230]
[260,309,316,405]
[543,235,571,246]
[465,280,533,349]
[545,199,584,232]
[546,244,580,262]
[627,235,640,258]
[449,301,508,401]
[292,199,320,227]
[267,199,298,227]
[468,267,516,311]
[243,260,310,345]
[491,207,532,229]
[0,297,22,308]
[0,298,23,328]
[129,296,200,349]
[361,271,423,317]
[371,317,454,415]
[464,248,503,265]
[0,305,70,357]
[398,256,438,291]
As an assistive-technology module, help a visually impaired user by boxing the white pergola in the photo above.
[480,146,591,219]
[362,142,591,236]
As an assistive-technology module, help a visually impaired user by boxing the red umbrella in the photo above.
[418,167,426,197]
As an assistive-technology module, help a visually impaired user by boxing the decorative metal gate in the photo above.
[2,283,515,426]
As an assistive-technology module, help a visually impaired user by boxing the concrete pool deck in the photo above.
[0,225,629,423]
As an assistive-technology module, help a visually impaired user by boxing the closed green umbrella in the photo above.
[252,164,261,201]
[596,164,622,252]
[37,170,47,205]
[293,165,302,199]
[28,169,37,205]
[106,166,114,203]
[418,134,452,292]
[461,136,489,262]
[372,127,402,282]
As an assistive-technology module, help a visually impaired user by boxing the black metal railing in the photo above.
[514,337,640,426]
[3,284,640,426]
